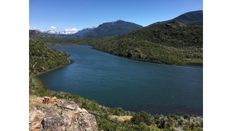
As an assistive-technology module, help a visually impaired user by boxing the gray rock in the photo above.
[29,96,98,131]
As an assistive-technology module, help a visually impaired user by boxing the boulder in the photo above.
[29,96,98,131]
[127,49,146,59]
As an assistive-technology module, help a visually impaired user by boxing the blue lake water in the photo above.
[39,45,203,115]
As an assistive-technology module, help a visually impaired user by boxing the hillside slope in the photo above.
[172,10,203,25]
[91,11,203,65]
[29,39,70,74]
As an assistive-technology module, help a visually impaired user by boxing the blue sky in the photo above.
[30,0,202,31]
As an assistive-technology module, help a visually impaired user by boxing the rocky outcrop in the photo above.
[29,96,98,131]
[126,49,146,59]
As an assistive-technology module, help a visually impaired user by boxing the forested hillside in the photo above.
[91,11,203,65]
[29,39,70,74]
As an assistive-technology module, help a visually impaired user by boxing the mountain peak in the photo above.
[75,20,142,38]
[115,20,126,22]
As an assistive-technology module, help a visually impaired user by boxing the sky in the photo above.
[30,0,202,32]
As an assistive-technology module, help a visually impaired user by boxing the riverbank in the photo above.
[91,45,203,66]
[34,61,71,76]
[90,41,202,65]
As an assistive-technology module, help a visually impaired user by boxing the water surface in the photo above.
[39,45,203,115]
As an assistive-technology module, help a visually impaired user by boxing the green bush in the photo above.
[131,111,154,125]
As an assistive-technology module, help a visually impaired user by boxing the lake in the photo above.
[39,45,203,115]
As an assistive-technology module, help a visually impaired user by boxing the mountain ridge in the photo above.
[29,20,143,38]
[74,20,143,38]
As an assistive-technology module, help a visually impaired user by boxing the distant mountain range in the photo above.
[30,11,202,39]
[30,20,142,38]
[29,30,71,38]
[74,20,142,38]
[73,28,95,37]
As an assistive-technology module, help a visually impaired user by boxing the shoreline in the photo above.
[34,60,72,77]
[95,48,203,66]
[47,43,203,66]
[98,49,203,67]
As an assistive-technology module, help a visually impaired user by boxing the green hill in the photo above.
[91,11,203,65]
[29,39,70,74]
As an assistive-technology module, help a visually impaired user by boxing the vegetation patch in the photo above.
[90,21,203,65]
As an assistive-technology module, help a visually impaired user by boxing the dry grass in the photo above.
[108,115,133,122]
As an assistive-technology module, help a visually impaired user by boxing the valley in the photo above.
[29,10,203,131]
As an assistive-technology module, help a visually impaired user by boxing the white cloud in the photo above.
[50,26,57,30]
[62,28,78,34]
[32,26,78,35]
